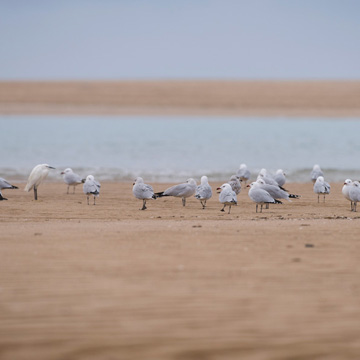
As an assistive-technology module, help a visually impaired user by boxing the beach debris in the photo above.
[24,164,56,200]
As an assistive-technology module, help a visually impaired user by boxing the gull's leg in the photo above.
[203,200,206,209]
[256,204,258,213]
[182,197,186,206]
[73,186,76,194]
[260,204,263,213]
[87,195,89,205]
[351,201,354,211]
[34,186,38,200]
[221,204,225,212]
[317,194,320,203]
[228,205,231,214]
[323,194,326,203]
[141,199,147,210]
[67,185,69,194]
[94,196,96,205]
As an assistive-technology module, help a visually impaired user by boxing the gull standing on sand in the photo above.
[236,164,251,184]
[342,179,354,211]
[132,177,156,210]
[311,164,324,183]
[228,175,241,195]
[247,182,282,213]
[24,164,56,200]
[61,168,85,194]
[274,169,286,187]
[255,178,299,202]
[155,178,197,207]
[313,176,330,203]
[83,175,101,205]
[195,175,212,209]
[0,177,18,200]
[349,181,360,212]
[217,183,237,214]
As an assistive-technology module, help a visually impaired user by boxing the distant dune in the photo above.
[0,80,360,116]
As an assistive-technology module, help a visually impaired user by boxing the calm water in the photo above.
[1,116,360,183]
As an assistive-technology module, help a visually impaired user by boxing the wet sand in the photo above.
[1,182,360,359]
[1,80,360,116]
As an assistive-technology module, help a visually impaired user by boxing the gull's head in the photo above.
[229,175,238,182]
[61,168,72,175]
[217,183,230,193]
[133,177,143,185]
[256,178,266,186]
[313,164,321,170]
[86,175,95,182]
[316,176,325,183]
[354,181,360,187]
[240,163,247,169]
[200,176,208,185]
[43,164,56,170]
[186,178,196,185]
[276,169,285,176]
[247,182,256,189]
[344,179,352,186]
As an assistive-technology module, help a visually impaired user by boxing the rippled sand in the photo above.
[1,182,360,359]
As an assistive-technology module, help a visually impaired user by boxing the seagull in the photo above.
[311,164,324,183]
[254,178,299,202]
[217,183,237,214]
[195,175,212,209]
[247,182,282,213]
[257,168,286,190]
[228,175,241,195]
[236,163,251,184]
[83,175,101,205]
[274,169,286,187]
[313,176,330,203]
[24,164,56,200]
[0,177,18,200]
[342,179,353,211]
[155,178,197,207]
[132,177,156,210]
[349,181,360,212]
[61,168,85,194]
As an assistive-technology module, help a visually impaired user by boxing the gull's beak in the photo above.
[60,171,64,175]
[48,166,56,169]
[133,182,135,185]
[246,184,250,188]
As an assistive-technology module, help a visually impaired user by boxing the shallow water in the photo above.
[1,115,360,182]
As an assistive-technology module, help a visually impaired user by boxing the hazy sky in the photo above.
[1,0,359,80]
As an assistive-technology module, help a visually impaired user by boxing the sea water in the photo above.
[1,115,359,183]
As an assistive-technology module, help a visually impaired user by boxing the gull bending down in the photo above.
[195,176,212,209]
[61,168,85,194]
[24,164,56,200]
[217,183,237,214]
[257,168,287,190]
[155,178,197,207]
[83,175,101,205]
[313,176,330,203]
[247,182,282,213]
[133,177,156,210]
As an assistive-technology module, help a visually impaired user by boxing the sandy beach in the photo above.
[1,181,360,359]
[1,80,360,116]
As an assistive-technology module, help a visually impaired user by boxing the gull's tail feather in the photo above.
[0,193,8,200]
[81,179,86,183]
[274,199,282,204]
[154,192,168,198]
[289,194,300,199]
